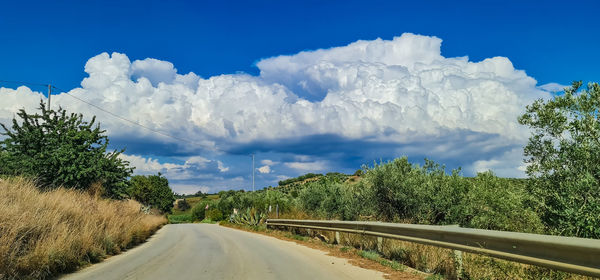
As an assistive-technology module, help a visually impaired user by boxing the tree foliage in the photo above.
[0,102,132,198]
[362,158,542,232]
[128,173,175,213]
[176,198,191,211]
[519,81,600,238]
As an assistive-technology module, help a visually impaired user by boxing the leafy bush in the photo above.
[191,201,210,221]
[0,102,132,198]
[205,208,223,221]
[456,172,543,232]
[362,157,543,231]
[519,81,600,238]
[176,199,191,211]
[364,158,462,223]
[128,173,175,213]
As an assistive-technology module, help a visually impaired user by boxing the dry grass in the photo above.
[0,177,167,279]
[268,221,593,280]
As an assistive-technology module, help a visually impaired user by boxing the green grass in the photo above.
[425,274,444,280]
[357,250,406,271]
[167,213,193,224]
[284,233,308,241]
[171,195,220,215]
[200,218,217,224]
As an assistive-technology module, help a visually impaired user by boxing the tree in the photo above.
[128,173,175,213]
[518,81,600,238]
[0,102,132,198]
[176,198,191,211]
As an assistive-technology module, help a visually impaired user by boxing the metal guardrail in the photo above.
[266,219,600,277]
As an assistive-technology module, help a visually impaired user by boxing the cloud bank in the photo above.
[0,33,552,193]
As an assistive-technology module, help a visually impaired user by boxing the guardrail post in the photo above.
[335,231,341,244]
[445,224,463,279]
[453,249,463,279]
[377,236,383,253]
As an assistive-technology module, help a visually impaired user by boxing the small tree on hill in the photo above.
[518,81,600,238]
[0,102,132,198]
[128,173,175,213]
[176,198,191,211]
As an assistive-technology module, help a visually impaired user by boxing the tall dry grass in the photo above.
[0,177,167,279]
[281,226,592,279]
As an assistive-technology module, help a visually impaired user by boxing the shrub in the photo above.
[457,172,544,232]
[0,102,133,198]
[191,201,210,221]
[362,157,543,231]
[519,81,600,238]
[205,208,224,221]
[176,199,191,211]
[128,173,175,213]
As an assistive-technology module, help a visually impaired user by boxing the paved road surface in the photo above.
[62,224,384,280]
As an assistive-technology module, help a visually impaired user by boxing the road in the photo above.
[61,224,385,280]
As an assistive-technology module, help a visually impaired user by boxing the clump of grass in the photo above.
[425,274,444,280]
[284,233,308,241]
[167,213,193,224]
[358,250,405,271]
[200,218,217,224]
[0,177,167,279]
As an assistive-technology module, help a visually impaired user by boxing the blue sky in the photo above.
[1,0,599,193]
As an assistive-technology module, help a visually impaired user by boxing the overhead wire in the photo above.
[1,80,212,148]
[51,85,210,147]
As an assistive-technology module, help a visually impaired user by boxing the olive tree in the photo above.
[128,173,175,213]
[518,81,600,238]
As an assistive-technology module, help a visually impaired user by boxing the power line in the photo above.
[1,80,213,149]
[51,86,206,146]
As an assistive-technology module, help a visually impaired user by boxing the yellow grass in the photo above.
[0,177,167,279]
[275,211,591,279]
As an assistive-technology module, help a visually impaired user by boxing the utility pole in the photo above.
[252,154,255,192]
[47,84,51,110]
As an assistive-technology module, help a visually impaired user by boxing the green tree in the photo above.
[0,102,132,198]
[128,173,175,213]
[176,198,191,211]
[518,81,600,238]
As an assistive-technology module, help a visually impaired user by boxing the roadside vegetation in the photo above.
[184,82,600,279]
[0,103,173,279]
[0,177,166,279]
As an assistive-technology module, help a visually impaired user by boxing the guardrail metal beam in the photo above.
[266,219,600,277]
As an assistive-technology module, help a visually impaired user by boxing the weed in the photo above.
[357,250,406,271]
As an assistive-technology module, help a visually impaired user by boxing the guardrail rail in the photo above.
[266,219,600,277]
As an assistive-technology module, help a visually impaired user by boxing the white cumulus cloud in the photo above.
[0,33,553,179]
[257,165,271,174]
[284,161,328,172]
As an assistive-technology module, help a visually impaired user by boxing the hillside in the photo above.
[0,177,167,279]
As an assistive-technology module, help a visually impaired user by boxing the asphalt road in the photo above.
[61,224,384,280]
